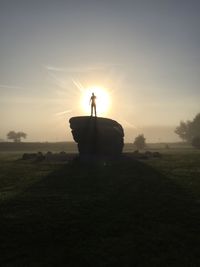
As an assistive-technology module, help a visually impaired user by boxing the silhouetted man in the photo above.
[90,92,97,117]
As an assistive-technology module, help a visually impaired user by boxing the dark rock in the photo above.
[45,151,68,161]
[152,152,162,158]
[58,151,68,161]
[22,153,37,160]
[133,150,139,155]
[69,116,124,158]
[145,151,153,157]
[45,151,52,160]
[36,152,44,161]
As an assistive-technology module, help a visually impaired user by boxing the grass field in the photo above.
[0,143,200,266]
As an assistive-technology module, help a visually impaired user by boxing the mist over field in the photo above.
[0,125,180,143]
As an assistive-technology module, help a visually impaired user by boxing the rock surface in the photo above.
[69,116,124,158]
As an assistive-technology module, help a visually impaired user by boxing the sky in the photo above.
[0,0,199,142]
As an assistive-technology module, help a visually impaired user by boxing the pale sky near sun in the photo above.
[0,0,199,142]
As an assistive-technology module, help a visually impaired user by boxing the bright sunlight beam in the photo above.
[81,86,111,116]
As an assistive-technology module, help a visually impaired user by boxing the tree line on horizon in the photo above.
[132,112,200,150]
[3,112,200,149]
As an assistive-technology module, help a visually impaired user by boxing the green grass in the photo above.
[0,153,59,202]
[0,151,200,266]
[146,152,200,199]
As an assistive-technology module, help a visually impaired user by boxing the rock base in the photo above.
[69,116,124,158]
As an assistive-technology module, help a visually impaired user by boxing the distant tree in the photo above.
[133,134,146,150]
[192,136,200,149]
[174,121,191,142]
[190,113,200,139]
[7,131,27,143]
[175,113,200,144]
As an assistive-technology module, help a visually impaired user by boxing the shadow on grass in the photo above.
[0,157,199,266]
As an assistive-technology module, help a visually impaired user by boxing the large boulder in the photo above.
[69,116,124,158]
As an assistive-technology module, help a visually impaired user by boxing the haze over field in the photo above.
[0,0,199,142]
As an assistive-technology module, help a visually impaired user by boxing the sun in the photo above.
[81,86,110,116]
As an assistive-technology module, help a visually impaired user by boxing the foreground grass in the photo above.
[0,152,200,266]
[0,153,59,202]
[146,152,200,199]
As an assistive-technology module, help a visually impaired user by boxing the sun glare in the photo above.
[81,86,110,116]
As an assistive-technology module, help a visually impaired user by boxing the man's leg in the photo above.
[94,105,97,117]
[91,105,93,116]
